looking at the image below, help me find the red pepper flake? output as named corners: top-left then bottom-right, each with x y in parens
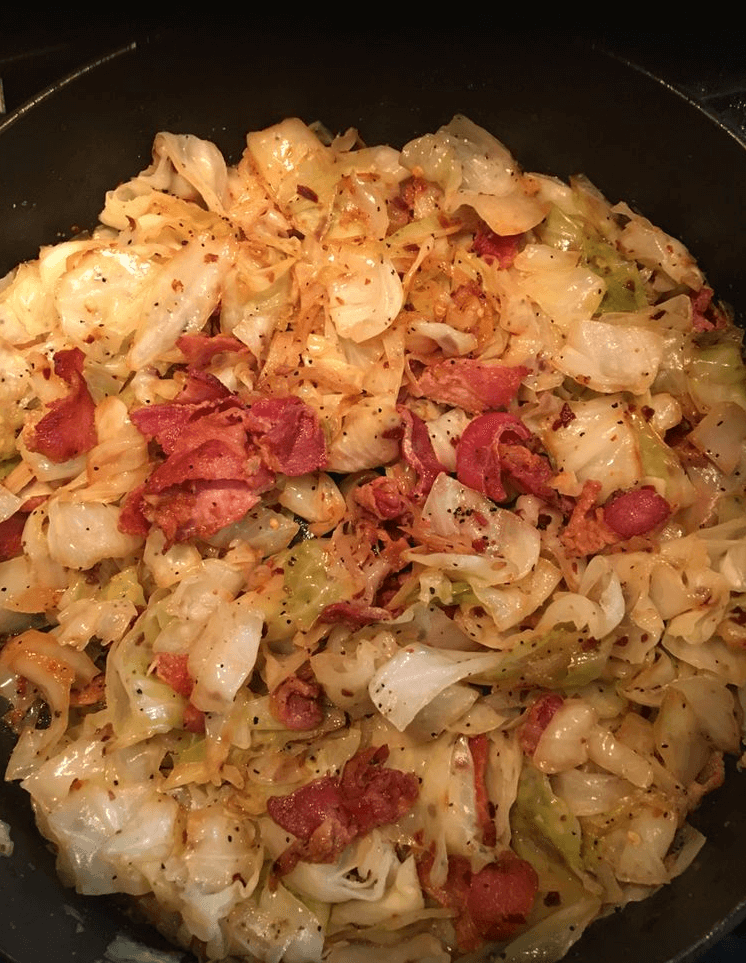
top-left (551, 403), bottom-right (576, 431)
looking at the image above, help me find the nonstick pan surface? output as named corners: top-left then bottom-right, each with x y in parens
top-left (0, 28), bottom-right (744, 963)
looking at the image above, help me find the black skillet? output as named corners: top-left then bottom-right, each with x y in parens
top-left (0, 28), bottom-right (745, 963)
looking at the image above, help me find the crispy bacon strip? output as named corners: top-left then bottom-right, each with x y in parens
top-left (416, 359), bottom-right (528, 414)
top-left (397, 406), bottom-right (447, 497)
top-left (267, 745), bottom-right (419, 875)
top-left (468, 734), bottom-right (496, 847)
top-left (603, 485), bottom-right (671, 538)
top-left (418, 850), bottom-right (538, 951)
top-left (26, 348), bottom-right (97, 463)
top-left (518, 693), bottom-right (564, 756)
top-left (269, 673), bottom-right (324, 731)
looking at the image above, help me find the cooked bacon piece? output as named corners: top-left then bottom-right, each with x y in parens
top-left (267, 745), bottom-right (419, 875)
top-left (689, 286), bottom-right (727, 332)
top-left (518, 693), bottom-right (564, 756)
top-left (319, 600), bottom-right (394, 626)
top-left (26, 348), bottom-right (97, 463)
top-left (560, 480), bottom-right (619, 558)
top-left (146, 437), bottom-right (252, 493)
top-left (456, 412), bottom-right (531, 501)
top-left (130, 403), bottom-right (201, 455)
top-left (416, 359), bottom-right (528, 414)
top-left (244, 396), bottom-right (327, 476)
top-left (0, 511), bottom-right (29, 562)
top-left (466, 856), bottom-right (538, 943)
top-left (176, 333), bottom-right (248, 367)
top-left (69, 673), bottom-right (106, 707)
top-left (154, 652), bottom-right (194, 698)
top-left (418, 850), bottom-right (538, 951)
top-left (397, 406), bottom-right (447, 497)
top-left (154, 652), bottom-right (205, 733)
top-left (118, 485), bottom-right (151, 537)
top-left (125, 400), bottom-right (276, 543)
top-left (472, 227), bottom-right (523, 268)
top-left (354, 476), bottom-right (410, 520)
top-left (148, 478), bottom-right (266, 544)
top-left (603, 485), bottom-right (671, 538)
top-left (270, 673), bottom-right (324, 730)
top-left (182, 703), bottom-right (206, 733)
top-left (134, 402), bottom-right (247, 459)
top-left (468, 734), bottom-right (496, 847)
top-left (175, 370), bottom-right (233, 404)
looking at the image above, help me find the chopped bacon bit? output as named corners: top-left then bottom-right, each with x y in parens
top-left (472, 226), bottom-right (524, 268)
top-left (267, 745), bottom-right (419, 875)
top-left (244, 396), bottom-right (327, 476)
top-left (416, 359), bottom-right (528, 414)
top-left (561, 480), bottom-right (619, 558)
top-left (397, 406), bottom-right (447, 497)
top-left (124, 393), bottom-right (316, 543)
top-left (154, 653), bottom-right (205, 732)
top-left (603, 485), bottom-right (671, 538)
top-left (269, 673), bottom-right (324, 731)
top-left (147, 478), bottom-right (266, 545)
top-left (468, 734), bottom-right (496, 847)
top-left (690, 286), bottom-right (727, 332)
top-left (456, 412), bottom-right (531, 502)
top-left (518, 693), bottom-right (564, 755)
top-left (551, 403), bottom-right (576, 431)
top-left (69, 674), bottom-right (106, 707)
top-left (154, 652), bottom-right (194, 698)
top-left (319, 600), bottom-right (395, 626)
top-left (418, 849), bottom-right (538, 951)
top-left (177, 333), bottom-right (248, 367)
top-left (175, 370), bottom-right (232, 404)
top-left (182, 703), bottom-right (206, 733)
top-left (0, 511), bottom-right (29, 563)
top-left (26, 347), bottom-right (97, 463)
top-left (354, 476), bottom-right (411, 520)
top-left (118, 485), bottom-right (151, 537)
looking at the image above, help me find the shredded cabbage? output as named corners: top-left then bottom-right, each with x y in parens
top-left (0, 115), bottom-right (743, 963)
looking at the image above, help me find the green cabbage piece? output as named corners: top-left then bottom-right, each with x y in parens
top-left (511, 763), bottom-right (585, 881)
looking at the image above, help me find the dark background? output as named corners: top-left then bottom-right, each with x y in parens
top-left (0, 24), bottom-right (744, 963)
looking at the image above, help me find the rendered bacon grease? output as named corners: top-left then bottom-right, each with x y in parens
top-left (0, 116), bottom-right (745, 963)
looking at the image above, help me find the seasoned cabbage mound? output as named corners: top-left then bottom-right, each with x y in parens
top-left (0, 116), bottom-right (744, 963)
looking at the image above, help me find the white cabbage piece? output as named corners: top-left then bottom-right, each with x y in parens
top-left (553, 319), bottom-right (664, 394)
top-left (587, 726), bottom-right (654, 789)
top-left (408, 474), bottom-right (541, 586)
top-left (326, 398), bottom-right (401, 472)
top-left (532, 699), bottom-right (598, 773)
top-left (226, 878), bottom-right (325, 963)
top-left (46, 501), bottom-right (143, 570)
top-left (276, 472), bottom-right (345, 535)
top-left (615, 203), bottom-right (704, 290)
top-left (538, 394), bottom-right (643, 499)
top-left (330, 854), bottom-right (425, 928)
top-left (326, 243), bottom-right (403, 343)
top-left (325, 935), bottom-right (451, 963)
top-left (188, 596), bottom-right (264, 714)
top-left (44, 781), bottom-right (157, 894)
top-left (401, 115), bottom-right (548, 234)
top-left (56, 597), bottom-right (138, 649)
top-left (552, 769), bottom-right (634, 817)
top-left (128, 232), bottom-right (236, 369)
top-left (369, 642), bottom-right (502, 732)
